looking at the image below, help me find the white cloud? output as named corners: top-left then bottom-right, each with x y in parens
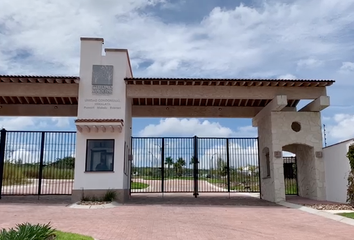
top-left (0, 117), bottom-right (41, 130)
top-left (1, 0), bottom-right (354, 146)
top-left (277, 74), bottom-right (297, 79)
top-left (51, 117), bottom-right (73, 128)
top-left (0, 0), bottom-right (353, 81)
top-left (297, 58), bottom-right (322, 69)
top-left (138, 118), bottom-right (256, 137)
top-left (339, 62), bottom-right (354, 73)
top-left (327, 114), bottom-right (354, 141)
top-left (0, 117), bottom-right (74, 130)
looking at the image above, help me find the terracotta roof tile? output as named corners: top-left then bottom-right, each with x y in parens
top-left (124, 78), bottom-right (334, 87)
top-left (124, 77), bottom-right (335, 82)
top-left (0, 75), bottom-right (79, 84)
top-left (75, 119), bottom-right (124, 125)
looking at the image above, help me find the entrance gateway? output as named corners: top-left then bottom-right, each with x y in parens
top-left (0, 37), bottom-right (333, 203)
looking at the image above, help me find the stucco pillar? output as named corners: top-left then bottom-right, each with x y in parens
top-left (258, 113), bottom-right (286, 203)
top-left (72, 38), bottom-right (132, 203)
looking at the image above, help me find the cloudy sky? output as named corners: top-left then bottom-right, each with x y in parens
top-left (1, 0), bottom-right (354, 147)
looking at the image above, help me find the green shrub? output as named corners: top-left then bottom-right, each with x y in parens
top-left (41, 167), bottom-right (74, 179)
top-left (22, 165), bottom-right (40, 178)
top-left (103, 189), bottom-right (117, 201)
top-left (2, 163), bottom-right (29, 186)
top-left (0, 222), bottom-right (55, 240)
top-left (80, 189), bottom-right (118, 202)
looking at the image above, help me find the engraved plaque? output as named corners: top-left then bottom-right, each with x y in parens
top-left (315, 151), bottom-right (323, 158)
top-left (92, 65), bottom-right (113, 95)
top-left (274, 151), bottom-right (282, 158)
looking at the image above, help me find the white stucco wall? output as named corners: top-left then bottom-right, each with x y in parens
top-left (73, 39), bottom-right (132, 191)
top-left (323, 140), bottom-right (353, 203)
top-left (73, 132), bottom-right (125, 190)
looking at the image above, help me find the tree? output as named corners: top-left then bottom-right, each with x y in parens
top-left (347, 144), bottom-right (354, 206)
top-left (49, 157), bottom-right (75, 169)
top-left (189, 156), bottom-right (199, 165)
top-left (216, 158), bottom-right (227, 177)
top-left (165, 156), bottom-right (174, 178)
top-left (174, 157), bottom-right (186, 177)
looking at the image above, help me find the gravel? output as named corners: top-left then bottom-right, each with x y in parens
top-left (77, 201), bottom-right (111, 205)
top-left (304, 204), bottom-right (354, 210)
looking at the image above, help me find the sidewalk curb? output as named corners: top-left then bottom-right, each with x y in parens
top-left (278, 201), bottom-right (354, 227)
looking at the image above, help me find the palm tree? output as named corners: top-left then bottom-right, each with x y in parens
top-left (216, 158), bottom-right (227, 177)
top-left (189, 156), bottom-right (199, 165)
top-left (175, 157), bottom-right (186, 177)
top-left (165, 156), bottom-right (174, 178)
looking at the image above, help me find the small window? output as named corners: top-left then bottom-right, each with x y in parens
top-left (86, 139), bottom-right (114, 172)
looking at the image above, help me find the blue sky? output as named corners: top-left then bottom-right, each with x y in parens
top-left (0, 0), bottom-right (354, 148)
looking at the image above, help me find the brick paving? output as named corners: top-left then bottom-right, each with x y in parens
top-left (0, 193), bottom-right (353, 240)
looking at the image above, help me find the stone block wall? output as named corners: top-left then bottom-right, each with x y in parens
top-left (258, 111), bottom-right (326, 202)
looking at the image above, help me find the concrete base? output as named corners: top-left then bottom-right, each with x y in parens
top-left (72, 189), bottom-right (129, 203)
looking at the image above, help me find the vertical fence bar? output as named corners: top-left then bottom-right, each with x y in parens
top-left (193, 135), bottom-right (199, 197)
top-left (283, 156), bottom-right (298, 195)
top-left (130, 137), bottom-right (132, 195)
top-left (257, 137), bottom-right (262, 198)
top-left (295, 156), bottom-right (299, 196)
top-left (0, 129), bottom-right (7, 199)
top-left (161, 138), bottom-right (165, 193)
top-left (226, 138), bottom-right (230, 193)
top-left (37, 132), bottom-right (45, 196)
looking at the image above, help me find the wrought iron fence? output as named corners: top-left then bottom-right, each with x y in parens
top-left (283, 156), bottom-right (298, 195)
top-left (131, 136), bottom-right (260, 194)
top-left (0, 129), bottom-right (76, 198)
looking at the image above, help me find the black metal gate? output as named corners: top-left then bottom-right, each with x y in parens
top-left (283, 156), bottom-right (298, 195)
top-left (0, 129), bottom-right (76, 198)
top-left (130, 136), bottom-right (260, 195)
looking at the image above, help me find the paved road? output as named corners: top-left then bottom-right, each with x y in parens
top-left (1, 179), bottom-right (73, 195)
top-left (0, 194), bottom-right (353, 240)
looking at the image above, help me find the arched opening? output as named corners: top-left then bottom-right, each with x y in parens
top-left (282, 150), bottom-right (297, 195)
top-left (282, 143), bottom-right (315, 199)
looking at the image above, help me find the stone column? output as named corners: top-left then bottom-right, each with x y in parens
top-left (258, 112), bottom-right (286, 203)
top-left (258, 110), bottom-right (326, 203)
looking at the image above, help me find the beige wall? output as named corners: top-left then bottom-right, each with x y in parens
top-left (258, 111), bottom-right (326, 202)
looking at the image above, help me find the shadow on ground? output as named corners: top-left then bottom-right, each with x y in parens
top-left (125, 193), bottom-right (281, 208)
top-left (0, 193), bottom-right (283, 208)
top-left (0, 195), bottom-right (72, 206)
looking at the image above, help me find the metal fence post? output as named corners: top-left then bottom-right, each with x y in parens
top-left (257, 137), bottom-right (262, 199)
top-left (226, 138), bottom-right (231, 192)
top-left (193, 135), bottom-right (199, 198)
top-left (37, 132), bottom-right (46, 196)
top-left (161, 138), bottom-right (165, 193)
top-left (0, 128), bottom-right (7, 199)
